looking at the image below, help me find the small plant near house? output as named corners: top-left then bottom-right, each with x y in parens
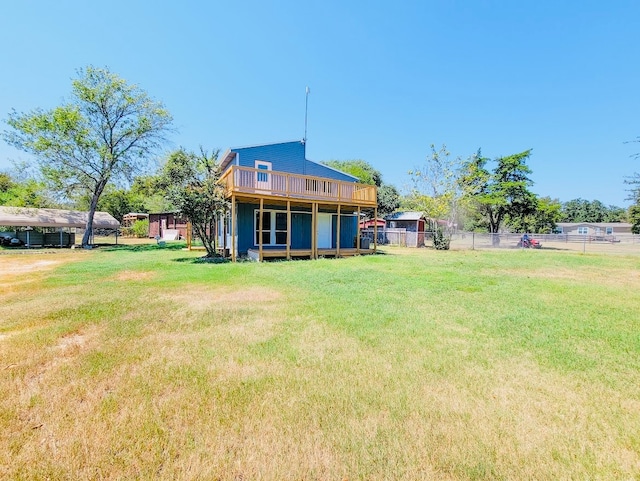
top-left (432, 226), bottom-right (450, 250)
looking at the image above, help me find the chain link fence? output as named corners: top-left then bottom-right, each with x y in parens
top-left (361, 229), bottom-right (640, 254)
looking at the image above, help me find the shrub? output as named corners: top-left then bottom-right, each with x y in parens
top-left (433, 227), bottom-right (450, 250)
top-left (131, 219), bottom-right (149, 238)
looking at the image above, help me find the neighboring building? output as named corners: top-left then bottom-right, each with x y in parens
top-left (217, 140), bottom-right (377, 261)
top-left (384, 211), bottom-right (427, 247)
top-left (122, 212), bottom-right (148, 227)
top-left (148, 212), bottom-right (188, 240)
top-left (359, 218), bottom-right (385, 229)
top-left (556, 222), bottom-right (633, 238)
top-left (0, 206), bottom-right (119, 247)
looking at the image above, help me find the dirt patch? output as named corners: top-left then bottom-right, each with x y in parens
top-left (1, 259), bottom-right (63, 275)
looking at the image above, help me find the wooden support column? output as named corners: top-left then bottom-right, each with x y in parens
top-left (373, 206), bottom-right (378, 253)
top-left (311, 202), bottom-right (317, 259)
top-left (231, 195), bottom-right (236, 262)
top-left (286, 200), bottom-right (291, 260)
top-left (223, 214), bottom-right (227, 256)
top-left (336, 204), bottom-right (341, 258)
top-left (259, 198), bottom-right (264, 262)
top-left (356, 206), bottom-right (361, 254)
top-left (186, 221), bottom-right (192, 250)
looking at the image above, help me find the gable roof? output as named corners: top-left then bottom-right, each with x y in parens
top-left (219, 140), bottom-right (304, 172)
top-left (385, 211), bottom-right (426, 221)
top-left (0, 206), bottom-right (120, 228)
top-left (219, 140), bottom-right (360, 182)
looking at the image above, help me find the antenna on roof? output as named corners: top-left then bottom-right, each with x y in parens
top-left (303, 86), bottom-right (310, 144)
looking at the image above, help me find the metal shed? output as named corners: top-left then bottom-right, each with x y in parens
top-left (0, 206), bottom-right (120, 247)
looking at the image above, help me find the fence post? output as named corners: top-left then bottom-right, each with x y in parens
top-left (472, 232), bottom-right (475, 250)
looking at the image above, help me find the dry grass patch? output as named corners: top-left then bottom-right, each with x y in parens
top-left (164, 284), bottom-right (282, 313)
top-left (112, 270), bottom-right (157, 281)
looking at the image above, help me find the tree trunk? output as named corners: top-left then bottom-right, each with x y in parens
top-left (82, 182), bottom-right (107, 246)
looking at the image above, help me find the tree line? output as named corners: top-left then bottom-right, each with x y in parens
top-left (2, 66), bottom-right (639, 256)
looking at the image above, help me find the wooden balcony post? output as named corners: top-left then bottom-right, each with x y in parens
top-left (356, 206), bottom-right (361, 253)
top-left (312, 202), bottom-right (317, 259)
top-left (223, 212), bottom-right (227, 255)
top-left (259, 198), bottom-right (264, 262)
top-left (336, 204), bottom-right (341, 257)
top-left (374, 206), bottom-right (378, 253)
top-left (231, 195), bottom-right (236, 262)
top-left (286, 200), bottom-right (291, 260)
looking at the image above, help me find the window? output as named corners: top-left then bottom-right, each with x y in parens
top-left (606, 227), bottom-right (613, 235)
top-left (255, 210), bottom-right (288, 246)
top-left (255, 161), bottom-right (272, 188)
top-left (578, 227), bottom-right (588, 235)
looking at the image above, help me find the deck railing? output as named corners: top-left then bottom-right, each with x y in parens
top-left (220, 166), bottom-right (377, 206)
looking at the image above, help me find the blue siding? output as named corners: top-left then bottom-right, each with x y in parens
top-left (229, 141), bottom-right (358, 182)
top-left (331, 215), bottom-right (358, 248)
top-left (236, 202), bottom-right (313, 254)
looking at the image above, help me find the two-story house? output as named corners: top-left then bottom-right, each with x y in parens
top-left (216, 140), bottom-right (378, 261)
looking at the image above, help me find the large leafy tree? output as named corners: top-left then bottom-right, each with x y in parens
top-left (561, 198), bottom-right (626, 222)
top-left (321, 159), bottom-right (382, 187)
top-left (0, 171), bottom-right (52, 208)
top-left (377, 184), bottom-right (401, 218)
top-left (460, 149), bottom-right (537, 236)
top-left (321, 158), bottom-right (399, 218)
top-left (3, 66), bottom-right (173, 246)
top-left (507, 196), bottom-right (562, 233)
top-left (625, 173), bottom-right (640, 233)
top-left (408, 144), bottom-right (466, 247)
top-left (162, 148), bottom-right (229, 258)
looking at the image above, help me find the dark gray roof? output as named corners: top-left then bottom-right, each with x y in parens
top-left (385, 211), bottom-right (425, 221)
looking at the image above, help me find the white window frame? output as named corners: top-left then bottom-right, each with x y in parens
top-left (255, 160), bottom-right (272, 190)
top-left (577, 227), bottom-right (589, 235)
top-left (254, 209), bottom-right (288, 246)
top-left (606, 227), bottom-right (613, 235)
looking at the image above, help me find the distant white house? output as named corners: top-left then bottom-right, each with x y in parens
top-left (556, 222), bottom-right (632, 237)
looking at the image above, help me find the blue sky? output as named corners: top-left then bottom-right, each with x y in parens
top-left (1, 1), bottom-right (638, 207)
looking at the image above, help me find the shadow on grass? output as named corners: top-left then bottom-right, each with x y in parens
top-left (172, 256), bottom-right (230, 264)
top-left (101, 243), bottom-right (187, 252)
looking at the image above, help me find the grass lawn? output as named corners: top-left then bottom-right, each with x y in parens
top-left (1, 245), bottom-right (639, 480)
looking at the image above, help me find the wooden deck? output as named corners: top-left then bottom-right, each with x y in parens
top-left (247, 247), bottom-right (375, 261)
top-left (220, 166), bottom-right (377, 206)
top-left (217, 166), bottom-right (379, 262)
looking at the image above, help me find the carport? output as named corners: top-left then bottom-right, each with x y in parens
top-left (0, 206), bottom-right (120, 247)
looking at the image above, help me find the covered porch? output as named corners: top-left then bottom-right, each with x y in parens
top-left (216, 166), bottom-right (378, 262)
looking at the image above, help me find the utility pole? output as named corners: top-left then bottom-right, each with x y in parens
top-left (304, 86), bottom-right (310, 143)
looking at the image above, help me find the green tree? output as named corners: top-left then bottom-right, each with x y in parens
top-left (625, 173), bottom-right (640, 233)
top-left (162, 148), bottom-right (229, 258)
top-left (507, 196), bottom-right (562, 233)
top-left (81, 186), bottom-right (146, 223)
top-left (408, 144), bottom-right (466, 248)
top-left (0, 171), bottom-right (52, 207)
top-left (321, 158), bottom-right (399, 218)
top-left (561, 198), bottom-right (625, 223)
top-left (460, 149), bottom-right (537, 238)
top-left (130, 174), bottom-right (174, 213)
top-left (3, 66), bottom-right (173, 246)
top-left (321, 159), bottom-right (382, 186)
top-left (377, 184), bottom-right (400, 218)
